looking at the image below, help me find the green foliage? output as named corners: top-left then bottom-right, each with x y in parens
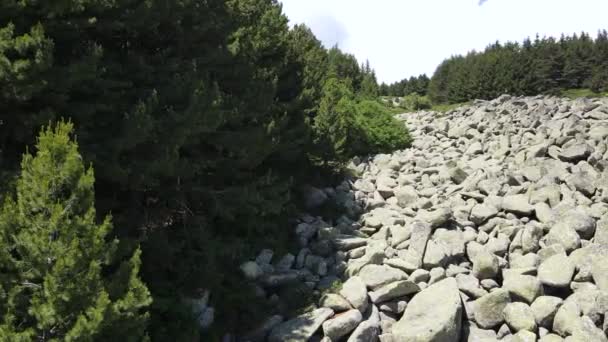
top-left (428, 31), bottom-right (608, 104)
top-left (313, 78), bottom-right (361, 162)
top-left (0, 0), bottom-right (408, 339)
top-left (327, 46), bottom-right (363, 90)
top-left (0, 122), bottom-right (150, 340)
top-left (400, 94), bottom-right (432, 111)
top-left (355, 100), bottom-right (412, 154)
top-left (380, 74), bottom-right (430, 97)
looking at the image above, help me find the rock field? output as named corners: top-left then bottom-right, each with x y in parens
top-left (239, 94), bottom-right (608, 342)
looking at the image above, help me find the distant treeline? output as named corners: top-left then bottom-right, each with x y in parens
top-left (428, 31), bottom-right (608, 104)
top-left (379, 74), bottom-right (430, 97)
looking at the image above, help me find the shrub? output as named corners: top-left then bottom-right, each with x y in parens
top-left (400, 93), bottom-right (432, 111)
top-left (355, 100), bottom-right (412, 155)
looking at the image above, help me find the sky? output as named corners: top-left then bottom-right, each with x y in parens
top-left (279, 0), bottom-right (608, 84)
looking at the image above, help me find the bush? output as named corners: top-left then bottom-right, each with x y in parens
top-left (355, 100), bottom-right (412, 155)
top-left (400, 93), bottom-right (432, 111)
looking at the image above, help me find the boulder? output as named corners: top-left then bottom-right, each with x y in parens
top-left (392, 278), bottom-right (462, 341)
top-left (537, 253), bottom-right (574, 288)
top-left (530, 296), bottom-right (563, 328)
top-left (268, 308), bottom-right (334, 342)
top-left (503, 274), bottom-right (543, 303)
top-left (502, 195), bottom-right (535, 216)
top-left (368, 280), bottom-right (420, 304)
top-left (474, 288), bottom-right (511, 329)
top-left (470, 204), bottom-right (499, 225)
top-left (320, 294), bottom-right (353, 312)
top-left (503, 302), bottom-right (537, 332)
top-left (322, 309), bottom-right (362, 341)
top-left (339, 276), bottom-right (369, 313)
top-left (358, 264), bottom-right (408, 290)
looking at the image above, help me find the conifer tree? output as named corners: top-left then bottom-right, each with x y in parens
top-left (313, 78), bottom-right (359, 162)
top-left (0, 122), bottom-right (151, 341)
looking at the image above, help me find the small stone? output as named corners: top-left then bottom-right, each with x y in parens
top-left (240, 261), bottom-right (263, 280)
top-left (472, 248), bottom-right (499, 280)
top-left (320, 294), bottom-right (353, 312)
top-left (449, 166), bottom-right (469, 184)
top-left (480, 278), bottom-right (499, 291)
top-left (429, 267), bottom-right (446, 285)
top-left (409, 269), bottom-right (430, 283)
top-left (256, 249), bottom-right (274, 265)
top-left (334, 237), bottom-right (368, 251)
top-left (456, 273), bottom-right (488, 299)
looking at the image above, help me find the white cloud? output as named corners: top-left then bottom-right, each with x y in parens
top-left (279, 0), bottom-right (608, 83)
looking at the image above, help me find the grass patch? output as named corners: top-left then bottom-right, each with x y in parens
top-left (560, 88), bottom-right (608, 99)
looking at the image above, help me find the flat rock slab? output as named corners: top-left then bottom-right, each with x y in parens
top-left (502, 195), bottom-right (535, 216)
top-left (358, 264), bottom-right (408, 290)
top-left (369, 280), bottom-right (420, 304)
top-left (392, 277), bottom-right (462, 341)
top-left (268, 308), bottom-right (334, 342)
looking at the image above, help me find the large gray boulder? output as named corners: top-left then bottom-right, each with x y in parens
top-left (322, 309), bottom-right (362, 341)
top-left (502, 195), bottom-right (535, 216)
top-left (537, 253), bottom-right (574, 288)
top-left (358, 264), bottom-right (408, 290)
top-left (340, 276), bottom-right (369, 313)
top-left (503, 302), bottom-right (537, 332)
top-left (268, 308), bottom-right (334, 342)
top-left (474, 288), bottom-right (511, 329)
top-left (530, 296), bottom-right (563, 328)
top-left (392, 277), bottom-right (462, 341)
top-left (368, 280), bottom-right (420, 304)
top-left (470, 204), bottom-right (499, 225)
top-left (503, 274), bottom-right (543, 303)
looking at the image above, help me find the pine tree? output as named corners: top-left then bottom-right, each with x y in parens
top-left (359, 71), bottom-right (379, 99)
top-left (313, 78), bottom-right (359, 162)
top-left (589, 30), bottom-right (608, 92)
top-left (0, 122), bottom-right (151, 341)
